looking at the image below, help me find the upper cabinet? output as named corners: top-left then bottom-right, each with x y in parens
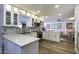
top-left (13, 13), bottom-right (18, 25)
top-left (13, 7), bottom-right (18, 25)
top-left (3, 4), bottom-right (19, 26)
top-left (44, 22), bottom-right (62, 32)
top-left (6, 11), bottom-right (11, 25)
top-left (2, 4), bottom-right (43, 27)
top-left (4, 5), bottom-right (12, 26)
top-left (6, 4), bottom-right (12, 11)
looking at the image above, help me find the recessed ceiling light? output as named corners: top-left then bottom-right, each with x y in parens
top-left (58, 13), bottom-right (62, 16)
top-left (55, 5), bottom-right (59, 8)
top-left (37, 11), bottom-right (40, 13)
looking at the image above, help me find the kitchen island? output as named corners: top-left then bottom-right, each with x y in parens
top-left (2, 34), bottom-right (40, 54)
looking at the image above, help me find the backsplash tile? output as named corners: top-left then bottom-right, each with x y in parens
top-left (3, 27), bottom-right (17, 34)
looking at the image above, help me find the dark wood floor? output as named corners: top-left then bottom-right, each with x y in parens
top-left (39, 38), bottom-right (75, 54)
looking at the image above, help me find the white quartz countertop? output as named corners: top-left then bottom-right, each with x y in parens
top-left (3, 34), bottom-right (40, 47)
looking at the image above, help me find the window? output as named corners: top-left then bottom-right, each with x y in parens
top-left (51, 23), bottom-right (62, 29)
top-left (45, 24), bottom-right (50, 30)
top-left (6, 5), bottom-right (12, 11)
top-left (57, 23), bottom-right (62, 29)
top-left (13, 7), bottom-right (18, 12)
top-left (51, 24), bottom-right (55, 29)
top-left (45, 22), bottom-right (62, 32)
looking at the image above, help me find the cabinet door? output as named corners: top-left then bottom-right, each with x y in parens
top-left (49, 32), bottom-right (60, 42)
top-left (6, 11), bottom-right (11, 25)
top-left (4, 39), bottom-right (21, 54)
top-left (13, 13), bottom-right (18, 25)
top-left (43, 32), bottom-right (49, 40)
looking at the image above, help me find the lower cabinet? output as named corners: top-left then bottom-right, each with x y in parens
top-left (3, 38), bottom-right (39, 54)
top-left (43, 32), bottom-right (49, 40)
top-left (3, 39), bottom-right (21, 54)
top-left (43, 32), bottom-right (60, 42)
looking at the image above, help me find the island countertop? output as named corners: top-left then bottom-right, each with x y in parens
top-left (3, 34), bottom-right (40, 47)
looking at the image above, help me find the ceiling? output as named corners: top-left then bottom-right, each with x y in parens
top-left (14, 4), bottom-right (75, 19)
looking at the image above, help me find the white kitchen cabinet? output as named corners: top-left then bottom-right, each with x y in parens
top-left (3, 5), bottom-right (39, 27)
top-left (5, 11), bottom-right (11, 25)
top-left (3, 39), bottom-right (39, 54)
top-left (13, 13), bottom-right (18, 25)
top-left (1, 4), bottom-right (41, 27)
top-left (3, 5), bottom-right (19, 26)
top-left (43, 32), bottom-right (60, 42)
top-left (44, 22), bottom-right (62, 32)
top-left (49, 32), bottom-right (60, 42)
top-left (43, 32), bottom-right (49, 40)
